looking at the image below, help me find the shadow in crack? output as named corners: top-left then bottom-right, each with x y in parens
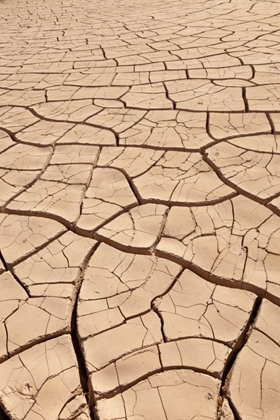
top-left (0, 406), bottom-right (9, 420)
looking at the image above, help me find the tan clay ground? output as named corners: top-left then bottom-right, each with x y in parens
top-left (0, 0), bottom-right (280, 418)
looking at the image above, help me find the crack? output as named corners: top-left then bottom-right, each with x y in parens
top-left (26, 106), bottom-right (118, 140)
top-left (93, 232), bottom-right (152, 256)
top-left (0, 404), bottom-right (9, 420)
top-left (226, 397), bottom-right (242, 420)
top-left (0, 251), bottom-right (8, 271)
top-left (70, 242), bottom-right (100, 420)
top-left (0, 126), bottom-right (50, 149)
top-left (3, 207), bottom-right (75, 230)
top-left (163, 81), bottom-right (176, 110)
top-left (119, 141), bottom-right (206, 153)
top-left (266, 112), bottom-right (276, 134)
top-left (1, 145), bottom-right (54, 213)
top-left (0, 250), bottom-right (30, 297)
top-left (154, 246), bottom-right (280, 305)
top-left (151, 300), bottom-right (167, 342)
top-left (0, 331), bottom-right (68, 365)
top-left (217, 296), bottom-right (262, 419)
top-left (151, 206), bottom-right (170, 253)
top-left (241, 87), bottom-right (249, 112)
top-left (140, 191), bottom-right (238, 207)
top-left (96, 165), bottom-right (142, 205)
top-left (0, 227), bottom-right (66, 268)
top-left (202, 130), bottom-right (274, 151)
top-left (150, 267), bottom-right (184, 342)
top-left (97, 364), bottom-right (220, 401)
top-left (202, 149), bottom-right (280, 212)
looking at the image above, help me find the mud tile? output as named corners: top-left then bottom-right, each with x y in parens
top-left (150, 70), bottom-right (186, 83)
top-left (77, 167), bottom-right (138, 232)
top-left (96, 370), bottom-right (220, 419)
top-left (188, 65), bottom-right (253, 80)
top-left (7, 180), bottom-right (85, 224)
top-left (122, 83), bottom-right (173, 109)
top-left (157, 269), bottom-right (256, 345)
top-left (133, 151), bottom-right (234, 203)
top-left (160, 339), bottom-right (230, 377)
top-left (17, 120), bottom-right (74, 145)
top-left (0, 271), bottom-right (28, 359)
top-left (50, 144), bottom-right (99, 164)
top-left (269, 113), bottom-right (280, 132)
top-left (98, 146), bottom-right (164, 177)
top-left (252, 64), bottom-right (280, 84)
top-left (0, 214), bottom-right (66, 264)
top-left (57, 123), bottom-right (116, 145)
top-left (0, 130), bottom-right (14, 153)
top-left (157, 196), bottom-right (280, 296)
top-left (14, 230), bottom-right (95, 293)
top-left (228, 326), bottom-right (280, 419)
top-left (58, 395), bottom-right (91, 420)
top-left (86, 108), bottom-right (146, 133)
top-left (0, 143), bottom-right (51, 170)
top-left (78, 243), bottom-right (180, 337)
top-left (93, 99), bottom-right (124, 108)
top-left (82, 312), bottom-right (162, 372)
top-left (228, 133), bottom-right (280, 153)
top-left (65, 71), bottom-right (114, 86)
top-left (6, 294), bottom-right (70, 354)
top-left (6, 159), bottom-right (41, 185)
top-left (112, 72), bottom-right (150, 86)
top-left (91, 347), bottom-right (160, 396)
top-left (96, 203), bottom-right (168, 250)
top-left (42, 164), bottom-right (92, 184)
top-left (33, 100), bottom-right (101, 122)
top-left (0, 335), bottom-right (86, 420)
top-left (247, 84), bottom-right (280, 111)
top-left (0, 107), bottom-right (39, 133)
top-left (207, 139), bottom-right (280, 200)
top-left (209, 112), bottom-right (270, 139)
top-left (166, 79), bottom-right (244, 111)
top-left (119, 110), bottom-right (212, 149)
top-left (0, 89), bottom-right (45, 106)
top-left (255, 299), bottom-right (280, 345)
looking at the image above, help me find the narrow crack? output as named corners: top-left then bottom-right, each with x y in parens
top-left (0, 251), bottom-right (31, 297)
top-left (0, 251), bottom-right (8, 271)
top-left (150, 267), bottom-right (184, 343)
top-left (96, 165), bottom-right (142, 205)
top-left (266, 112), bottom-right (276, 134)
top-left (241, 87), bottom-right (249, 113)
top-left (163, 82), bottom-right (176, 110)
top-left (226, 398), bottom-right (242, 420)
top-left (151, 300), bottom-right (167, 342)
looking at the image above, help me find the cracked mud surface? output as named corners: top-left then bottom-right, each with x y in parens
top-left (1, 0), bottom-right (280, 418)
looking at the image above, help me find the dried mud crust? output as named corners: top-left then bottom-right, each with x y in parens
top-left (1, 0), bottom-right (280, 418)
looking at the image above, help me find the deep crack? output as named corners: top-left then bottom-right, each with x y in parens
top-left (217, 296), bottom-right (263, 419)
top-left (70, 243), bottom-right (100, 420)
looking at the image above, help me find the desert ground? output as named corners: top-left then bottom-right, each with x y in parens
top-left (0, 0), bottom-right (280, 418)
